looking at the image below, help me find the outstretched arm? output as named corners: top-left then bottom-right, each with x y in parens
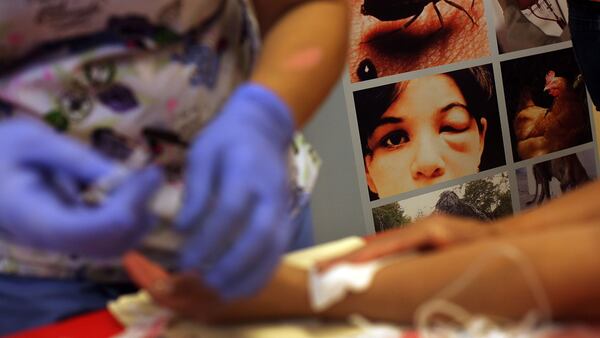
top-left (125, 222), bottom-right (600, 323)
top-left (319, 180), bottom-right (600, 268)
top-left (222, 223), bottom-right (600, 323)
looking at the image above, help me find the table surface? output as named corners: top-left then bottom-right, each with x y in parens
top-left (6, 310), bottom-right (123, 338)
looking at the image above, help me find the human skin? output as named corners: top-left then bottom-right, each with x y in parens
top-left (319, 178), bottom-right (600, 267)
top-left (515, 0), bottom-right (538, 10)
top-left (124, 221), bottom-right (600, 323)
top-left (124, 180), bottom-right (600, 324)
top-left (364, 74), bottom-right (487, 198)
top-left (251, 0), bottom-right (349, 128)
top-left (349, 0), bottom-right (490, 82)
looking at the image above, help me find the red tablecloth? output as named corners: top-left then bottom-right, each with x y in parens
top-left (6, 310), bottom-right (124, 338)
top-left (6, 235), bottom-right (387, 337)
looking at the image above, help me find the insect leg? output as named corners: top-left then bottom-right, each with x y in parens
top-left (444, 0), bottom-right (478, 25)
top-left (433, 3), bottom-right (444, 29)
top-left (403, 7), bottom-right (425, 28)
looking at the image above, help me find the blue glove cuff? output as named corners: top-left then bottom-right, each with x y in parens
top-left (226, 83), bottom-right (295, 149)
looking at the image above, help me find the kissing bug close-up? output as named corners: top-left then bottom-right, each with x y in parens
top-left (361, 0), bottom-right (477, 29)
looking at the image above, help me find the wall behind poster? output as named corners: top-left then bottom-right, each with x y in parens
top-left (340, 0), bottom-right (598, 233)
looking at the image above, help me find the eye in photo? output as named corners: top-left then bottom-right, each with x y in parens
top-left (354, 65), bottom-right (505, 200)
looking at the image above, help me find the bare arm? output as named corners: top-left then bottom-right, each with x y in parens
top-left (125, 223), bottom-right (600, 323)
top-left (316, 180), bottom-right (600, 269)
top-left (222, 223), bottom-right (600, 323)
top-left (250, 0), bottom-right (349, 127)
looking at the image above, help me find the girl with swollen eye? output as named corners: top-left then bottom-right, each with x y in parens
top-left (354, 66), bottom-right (497, 200)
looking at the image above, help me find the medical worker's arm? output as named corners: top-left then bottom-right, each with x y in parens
top-left (127, 223), bottom-right (600, 323)
top-left (250, 0), bottom-right (350, 127)
top-left (176, 0), bottom-right (349, 300)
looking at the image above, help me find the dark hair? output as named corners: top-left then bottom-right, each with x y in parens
top-left (354, 65), bottom-right (495, 157)
top-left (354, 65), bottom-right (505, 200)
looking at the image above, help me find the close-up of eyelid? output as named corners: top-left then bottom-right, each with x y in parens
top-left (361, 20), bottom-right (415, 43)
top-left (359, 0), bottom-right (479, 45)
top-left (445, 110), bottom-right (470, 121)
top-left (350, 0), bottom-right (490, 83)
top-left (441, 102), bottom-right (469, 112)
top-left (441, 114), bottom-right (471, 132)
top-left (440, 123), bottom-right (470, 133)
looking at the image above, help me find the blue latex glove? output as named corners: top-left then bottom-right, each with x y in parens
top-left (177, 83), bottom-right (296, 300)
top-left (0, 118), bottom-right (163, 257)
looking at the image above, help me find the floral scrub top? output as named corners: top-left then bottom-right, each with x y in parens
top-left (0, 0), bottom-right (320, 282)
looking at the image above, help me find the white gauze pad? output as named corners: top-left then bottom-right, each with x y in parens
top-left (309, 261), bottom-right (385, 312)
top-left (284, 236), bottom-right (415, 313)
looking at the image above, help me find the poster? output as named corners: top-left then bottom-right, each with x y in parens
top-left (342, 0), bottom-right (598, 232)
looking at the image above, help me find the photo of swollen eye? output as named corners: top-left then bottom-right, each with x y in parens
top-left (349, 0), bottom-right (491, 83)
top-left (354, 65), bottom-right (505, 200)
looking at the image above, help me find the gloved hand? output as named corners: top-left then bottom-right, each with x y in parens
top-left (176, 83), bottom-right (296, 300)
top-left (0, 118), bottom-right (163, 257)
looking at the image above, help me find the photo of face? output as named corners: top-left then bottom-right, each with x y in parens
top-left (349, 0), bottom-right (491, 82)
top-left (355, 65), bottom-right (505, 200)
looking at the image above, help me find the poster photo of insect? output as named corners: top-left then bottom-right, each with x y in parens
top-left (501, 48), bottom-right (593, 163)
top-left (349, 0), bottom-right (491, 83)
top-left (491, 0), bottom-right (570, 53)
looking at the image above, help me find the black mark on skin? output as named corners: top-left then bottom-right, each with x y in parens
top-left (357, 59), bottom-right (378, 81)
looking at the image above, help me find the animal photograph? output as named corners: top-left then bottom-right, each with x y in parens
top-left (348, 0), bottom-right (491, 82)
top-left (354, 65), bottom-right (505, 200)
top-left (372, 172), bottom-right (512, 232)
top-left (491, 0), bottom-right (570, 53)
top-left (501, 48), bottom-right (593, 162)
top-left (516, 149), bottom-right (596, 209)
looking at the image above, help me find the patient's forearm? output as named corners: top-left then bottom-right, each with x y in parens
top-left (324, 223), bottom-right (600, 322)
top-left (222, 224), bottom-right (600, 323)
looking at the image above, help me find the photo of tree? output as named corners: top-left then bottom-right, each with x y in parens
top-left (372, 172), bottom-right (512, 232)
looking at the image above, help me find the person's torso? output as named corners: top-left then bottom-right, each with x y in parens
top-left (0, 0), bottom-right (320, 281)
top-left (0, 0), bottom-right (259, 143)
